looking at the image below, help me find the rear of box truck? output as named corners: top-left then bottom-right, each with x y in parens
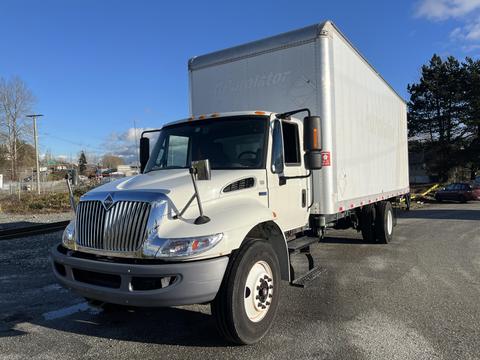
top-left (189, 21), bottom-right (409, 216)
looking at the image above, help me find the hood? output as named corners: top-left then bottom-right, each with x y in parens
top-left (88, 169), bottom-right (263, 208)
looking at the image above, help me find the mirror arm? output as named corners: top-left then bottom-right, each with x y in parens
top-left (173, 193), bottom-right (197, 219)
top-left (64, 174), bottom-right (77, 213)
top-left (189, 167), bottom-right (210, 224)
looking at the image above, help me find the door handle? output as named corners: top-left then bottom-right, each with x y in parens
top-left (302, 189), bottom-right (306, 208)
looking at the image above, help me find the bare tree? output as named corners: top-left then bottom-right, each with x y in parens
top-left (0, 76), bottom-right (35, 180)
top-left (102, 154), bottom-right (125, 170)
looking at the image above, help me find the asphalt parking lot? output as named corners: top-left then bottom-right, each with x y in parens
top-left (1, 202), bottom-right (479, 360)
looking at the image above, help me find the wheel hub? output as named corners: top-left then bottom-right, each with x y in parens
top-left (244, 261), bottom-right (274, 322)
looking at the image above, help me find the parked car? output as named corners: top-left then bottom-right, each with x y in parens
top-left (471, 183), bottom-right (480, 200)
top-left (435, 183), bottom-right (476, 202)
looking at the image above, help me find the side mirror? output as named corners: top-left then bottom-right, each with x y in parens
top-left (140, 137), bottom-right (150, 173)
top-left (271, 120), bottom-right (284, 174)
top-left (191, 159), bottom-right (211, 180)
top-left (303, 116), bottom-right (322, 170)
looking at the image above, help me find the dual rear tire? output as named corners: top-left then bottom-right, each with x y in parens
top-left (360, 201), bottom-right (394, 244)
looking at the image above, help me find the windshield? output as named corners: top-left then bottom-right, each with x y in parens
top-left (144, 116), bottom-right (269, 172)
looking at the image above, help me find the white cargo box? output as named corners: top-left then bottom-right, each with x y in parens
top-left (189, 21), bottom-right (409, 215)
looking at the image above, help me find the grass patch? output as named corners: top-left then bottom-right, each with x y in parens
top-left (0, 186), bottom-right (91, 214)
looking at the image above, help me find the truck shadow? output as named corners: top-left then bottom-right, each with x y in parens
top-left (321, 236), bottom-right (369, 245)
top-left (4, 305), bottom-right (231, 347)
top-left (398, 208), bottom-right (480, 221)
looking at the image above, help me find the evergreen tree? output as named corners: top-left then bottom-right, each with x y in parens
top-left (407, 54), bottom-right (469, 181)
top-left (463, 57), bottom-right (480, 179)
top-left (78, 151), bottom-right (87, 175)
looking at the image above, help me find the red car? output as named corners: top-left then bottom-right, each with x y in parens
top-left (435, 183), bottom-right (479, 202)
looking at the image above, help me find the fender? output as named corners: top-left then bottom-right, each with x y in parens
top-left (202, 198), bottom-right (291, 281)
top-left (159, 197), bottom-right (291, 281)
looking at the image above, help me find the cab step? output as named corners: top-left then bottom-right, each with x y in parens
top-left (290, 266), bottom-right (325, 288)
top-left (287, 236), bottom-right (319, 253)
top-left (288, 236), bottom-right (323, 288)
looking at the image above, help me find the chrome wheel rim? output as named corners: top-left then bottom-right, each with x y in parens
top-left (244, 260), bottom-right (273, 323)
top-left (387, 210), bottom-right (393, 235)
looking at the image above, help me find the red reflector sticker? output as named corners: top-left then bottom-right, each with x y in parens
top-left (321, 151), bottom-right (331, 166)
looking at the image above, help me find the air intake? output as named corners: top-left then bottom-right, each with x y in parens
top-left (223, 178), bottom-right (255, 193)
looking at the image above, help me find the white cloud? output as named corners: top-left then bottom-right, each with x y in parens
top-left (415, 0), bottom-right (480, 20)
top-left (102, 127), bottom-right (157, 165)
top-left (449, 17), bottom-right (480, 42)
top-left (462, 43), bottom-right (480, 51)
top-left (416, 0), bottom-right (480, 50)
top-left (465, 18), bottom-right (480, 39)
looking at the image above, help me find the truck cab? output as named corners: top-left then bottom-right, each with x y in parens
top-left (52, 110), bottom-right (325, 344)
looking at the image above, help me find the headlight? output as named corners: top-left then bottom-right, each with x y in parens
top-left (144, 233), bottom-right (223, 258)
top-left (62, 220), bottom-right (75, 249)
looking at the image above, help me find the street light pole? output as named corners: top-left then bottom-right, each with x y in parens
top-left (26, 114), bottom-right (44, 195)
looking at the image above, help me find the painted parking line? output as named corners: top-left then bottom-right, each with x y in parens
top-left (42, 302), bottom-right (102, 321)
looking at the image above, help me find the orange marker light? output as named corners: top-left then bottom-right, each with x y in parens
top-left (313, 128), bottom-right (318, 149)
top-left (254, 111), bottom-right (266, 115)
top-left (198, 115), bottom-right (205, 120)
top-left (192, 240), bottom-right (199, 251)
top-left (211, 113), bottom-right (220, 118)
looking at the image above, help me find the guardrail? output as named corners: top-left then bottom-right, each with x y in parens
top-left (0, 221), bottom-right (69, 241)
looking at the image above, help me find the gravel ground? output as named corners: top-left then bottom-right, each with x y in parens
top-left (0, 202), bottom-right (479, 359)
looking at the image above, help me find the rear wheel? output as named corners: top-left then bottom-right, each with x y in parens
top-left (211, 239), bottom-right (280, 344)
top-left (375, 201), bottom-right (394, 244)
top-left (360, 205), bottom-right (376, 243)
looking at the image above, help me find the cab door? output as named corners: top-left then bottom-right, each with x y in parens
top-left (267, 119), bottom-right (310, 231)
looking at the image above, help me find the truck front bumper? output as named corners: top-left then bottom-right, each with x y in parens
top-left (50, 244), bottom-right (229, 307)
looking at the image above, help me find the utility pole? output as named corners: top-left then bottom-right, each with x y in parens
top-left (133, 119), bottom-right (140, 167)
top-left (26, 114), bottom-right (44, 195)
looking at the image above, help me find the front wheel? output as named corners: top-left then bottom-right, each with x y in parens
top-left (211, 239), bottom-right (280, 344)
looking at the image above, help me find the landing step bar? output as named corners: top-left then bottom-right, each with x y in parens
top-left (290, 266), bottom-right (325, 288)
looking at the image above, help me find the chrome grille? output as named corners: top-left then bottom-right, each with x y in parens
top-left (76, 200), bottom-right (151, 252)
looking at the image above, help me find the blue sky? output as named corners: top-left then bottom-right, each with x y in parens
top-left (1, 0), bottom-right (479, 163)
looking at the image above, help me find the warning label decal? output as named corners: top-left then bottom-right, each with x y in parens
top-left (321, 151), bottom-right (331, 167)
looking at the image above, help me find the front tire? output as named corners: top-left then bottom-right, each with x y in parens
top-left (211, 239), bottom-right (280, 344)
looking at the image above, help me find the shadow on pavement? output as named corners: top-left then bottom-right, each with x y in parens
top-left (0, 221), bottom-right (39, 231)
top-left (321, 236), bottom-right (370, 245)
top-left (398, 208), bottom-right (480, 221)
top-left (1, 304), bottom-right (231, 347)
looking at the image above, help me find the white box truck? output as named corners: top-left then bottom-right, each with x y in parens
top-left (52, 21), bottom-right (409, 344)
